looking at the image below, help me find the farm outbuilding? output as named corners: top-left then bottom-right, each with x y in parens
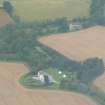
top-left (69, 23), bottom-right (82, 31)
top-left (33, 71), bottom-right (57, 84)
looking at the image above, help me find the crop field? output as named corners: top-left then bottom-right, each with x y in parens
top-left (0, 9), bottom-right (12, 27)
top-left (39, 26), bottom-right (105, 93)
top-left (0, 0), bottom-right (90, 21)
top-left (39, 26), bottom-right (105, 61)
top-left (94, 73), bottom-right (105, 92)
top-left (0, 62), bottom-right (97, 105)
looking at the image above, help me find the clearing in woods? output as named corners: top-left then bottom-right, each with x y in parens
top-left (0, 62), bottom-right (97, 105)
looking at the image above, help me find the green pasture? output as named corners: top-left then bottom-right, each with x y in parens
top-left (0, 0), bottom-right (90, 21)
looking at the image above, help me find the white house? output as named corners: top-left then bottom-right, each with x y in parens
top-left (69, 23), bottom-right (82, 31)
top-left (33, 71), bottom-right (57, 83)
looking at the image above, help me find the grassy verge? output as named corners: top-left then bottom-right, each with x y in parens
top-left (19, 71), bottom-right (105, 105)
top-left (19, 72), bottom-right (59, 90)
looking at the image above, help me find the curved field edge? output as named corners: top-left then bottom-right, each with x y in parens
top-left (38, 26), bottom-right (105, 61)
top-left (0, 62), bottom-right (97, 105)
top-left (94, 73), bottom-right (105, 92)
top-left (19, 72), bottom-right (105, 105)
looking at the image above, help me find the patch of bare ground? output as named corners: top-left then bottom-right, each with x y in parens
top-left (94, 72), bottom-right (105, 91)
top-left (39, 26), bottom-right (105, 94)
top-left (0, 62), bottom-right (97, 105)
top-left (39, 26), bottom-right (105, 61)
top-left (0, 9), bottom-right (12, 28)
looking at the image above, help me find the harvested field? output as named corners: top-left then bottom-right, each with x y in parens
top-left (0, 9), bottom-right (12, 28)
top-left (39, 26), bottom-right (105, 61)
top-left (94, 73), bottom-right (105, 91)
top-left (0, 62), bottom-right (97, 105)
top-left (39, 26), bottom-right (105, 93)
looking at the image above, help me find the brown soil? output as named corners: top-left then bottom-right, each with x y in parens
top-left (94, 73), bottom-right (105, 91)
top-left (39, 26), bottom-right (105, 92)
top-left (39, 26), bottom-right (105, 61)
top-left (0, 9), bottom-right (12, 28)
top-left (0, 62), bottom-right (97, 105)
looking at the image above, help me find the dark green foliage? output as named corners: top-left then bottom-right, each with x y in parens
top-left (3, 0), bottom-right (14, 16)
top-left (29, 17), bottom-right (69, 36)
top-left (90, 0), bottom-right (105, 25)
top-left (25, 47), bottom-right (51, 72)
top-left (80, 58), bottom-right (105, 82)
top-left (44, 75), bottom-right (50, 86)
top-left (60, 80), bottom-right (89, 93)
top-left (60, 58), bottom-right (105, 90)
top-left (0, 20), bottom-right (104, 86)
top-left (0, 19), bottom-right (69, 73)
top-left (60, 79), bottom-right (105, 105)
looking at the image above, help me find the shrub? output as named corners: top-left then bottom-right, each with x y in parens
top-left (90, 0), bottom-right (105, 25)
top-left (3, 0), bottom-right (14, 16)
top-left (80, 58), bottom-right (105, 83)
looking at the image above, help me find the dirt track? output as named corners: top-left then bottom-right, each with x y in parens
top-left (0, 62), bottom-right (97, 105)
top-left (0, 9), bottom-right (12, 28)
top-left (39, 26), bottom-right (105, 61)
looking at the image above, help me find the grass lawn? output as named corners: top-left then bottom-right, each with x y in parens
top-left (19, 67), bottom-right (76, 90)
top-left (45, 68), bottom-right (63, 82)
top-left (0, 0), bottom-right (90, 22)
top-left (19, 68), bottom-right (66, 89)
top-left (19, 71), bottom-right (60, 89)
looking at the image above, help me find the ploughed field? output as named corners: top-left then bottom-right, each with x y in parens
top-left (39, 26), bottom-right (105, 61)
top-left (0, 9), bottom-right (12, 28)
top-left (0, 62), bottom-right (97, 105)
top-left (94, 73), bottom-right (105, 92)
top-left (39, 26), bottom-right (105, 92)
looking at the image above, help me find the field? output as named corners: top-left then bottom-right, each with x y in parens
top-left (0, 9), bottom-right (12, 27)
top-left (0, 0), bottom-right (90, 21)
top-left (39, 26), bottom-right (105, 95)
top-left (0, 62), bottom-right (97, 105)
top-left (94, 73), bottom-right (105, 92)
top-left (39, 26), bottom-right (105, 61)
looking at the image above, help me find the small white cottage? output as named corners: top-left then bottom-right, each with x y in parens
top-left (33, 71), bottom-right (57, 83)
top-left (69, 23), bottom-right (82, 31)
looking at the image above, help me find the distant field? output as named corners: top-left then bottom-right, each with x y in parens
top-left (39, 26), bottom-right (105, 61)
top-left (0, 0), bottom-right (90, 21)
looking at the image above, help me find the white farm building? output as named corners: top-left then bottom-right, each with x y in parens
top-left (32, 71), bottom-right (57, 84)
top-left (69, 23), bottom-right (82, 31)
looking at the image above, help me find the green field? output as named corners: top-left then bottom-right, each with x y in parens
top-left (0, 0), bottom-right (90, 21)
